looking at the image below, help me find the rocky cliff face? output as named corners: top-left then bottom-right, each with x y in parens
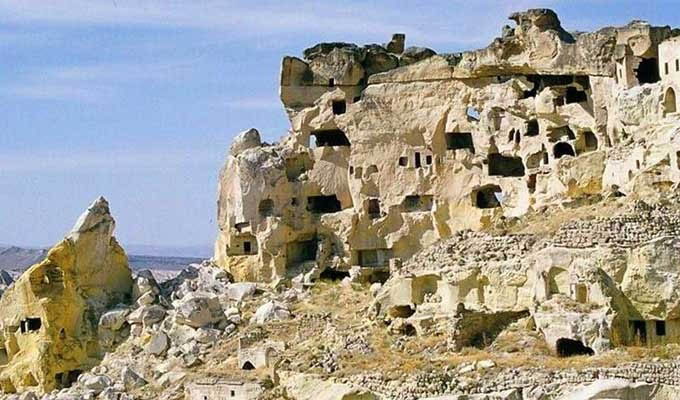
top-left (0, 197), bottom-right (132, 394)
top-left (214, 9), bottom-right (680, 286)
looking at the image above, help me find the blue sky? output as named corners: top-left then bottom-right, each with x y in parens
top-left (0, 0), bottom-right (677, 252)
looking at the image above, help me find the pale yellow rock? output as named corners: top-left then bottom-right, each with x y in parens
top-left (213, 8), bottom-right (680, 305)
top-left (283, 373), bottom-right (377, 400)
top-left (0, 197), bottom-right (132, 394)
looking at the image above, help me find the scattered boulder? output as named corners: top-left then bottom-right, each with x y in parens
top-left (252, 300), bottom-right (293, 324)
top-left (146, 331), bottom-right (170, 356)
top-left (174, 293), bottom-right (225, 328)
top-left (121, 367), bottom-right (147, 390)
top-left (78, 373), bottom-right (113, 395)
top-left (227, 282), bottom-right (257, 301)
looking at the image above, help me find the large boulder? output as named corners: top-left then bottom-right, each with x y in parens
top-left (252, 300), bottom-right (293, 324)
top-left (284, 374), bottom-right (378, 400)
top-left (227, 282), bottom-right (257, 301)
top-left (146, 332), bottom-right (170, 356)
top-left (558, 379), bottom-right (658, 400)
top-left (174, 293), bottom-right (225, 328)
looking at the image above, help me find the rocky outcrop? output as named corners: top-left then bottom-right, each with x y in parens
top-left (214, 7), bottom-right (680, 286)
top-left (0, 197), bottom-right (133, 394)
top-left (370, 198), bottom-right (680, 358)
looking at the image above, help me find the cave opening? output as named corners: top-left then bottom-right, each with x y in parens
top-left (556, 338), bottom-right (594, 357)
top-left (332, 100), bottom-right (346, 115)
top-left (446, 132), bottom-right (475, 153)
top-left (311, 129), bottom-right (351, 147)
top-left (631, 320), bottom-right (647, 344)
top-left (286, 238), bottom-right (318, 267)
top-left (565, 87), bottom-right (588, 104)
top-left (20, 318), bottom-right (41, 334)
top-left (525, 120), bottom-right (539, 136)
top-left (319, 268), bottom-right (350, 281)
top-left (474, 185), bottom-right (503, 209)
top-left (402, 195), bottom-right (433, 212)
top-left (636, 58), bottom-right (661, 84)
top-left (368, 199), bottom-right (381, 219)
top-left (488, 154), bottom-right (525, 177)
top-left (553, 142), bottom-right (575, 159)
top-left (258, 199), bottom-right (274, 217)
top-left (307, 195), bottom-right (342, 213)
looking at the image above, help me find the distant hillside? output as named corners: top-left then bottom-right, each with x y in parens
top-left (127, 254), bottom-right (203, 271)
top-left (0, 245), bottom-right (204, 273)
top-left (124, 244), bottom-right (212, 259)
top-left (0, 246), bottom-right (48, 270)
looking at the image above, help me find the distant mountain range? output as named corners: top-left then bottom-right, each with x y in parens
top-left (0, 246), bottom-right (48, 271)
top-left (0, 245), bottom-right (207, 273)
top-left (124, 244), bottom-right (212, 259)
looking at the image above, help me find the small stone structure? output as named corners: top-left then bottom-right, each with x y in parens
top-left (186, 378), bottom-right (264, 400)
top-left (659, 36), bottom-right (680, 114)
top-left (237, 337), bottom-right (283, 371)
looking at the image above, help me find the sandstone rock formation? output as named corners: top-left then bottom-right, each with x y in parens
top-left (203, 8), bottom-right (680, 398)
top-left (371, 200), bottom-right (680, 358)
top-left (214, 8), bottom-right (680, 290)
top-left (0, 197), bottom-right (132, 393)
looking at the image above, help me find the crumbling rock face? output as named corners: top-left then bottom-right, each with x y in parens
top-left (0, 197), bottom-right (133, 394)
top-left (371, 197), bottom-right (680, 360)
top-left (215, 7), bottom-right (680, 286)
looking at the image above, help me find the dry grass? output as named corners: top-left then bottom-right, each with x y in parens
top-left (192, 278), bottom-right (680, 389)
top-left (503, 195), bottom-right (628, 237)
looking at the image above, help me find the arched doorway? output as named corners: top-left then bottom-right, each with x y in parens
top-left (553, 142), bottom-right (575, 159)
top-left (664, 87), bottom-right (677, 115)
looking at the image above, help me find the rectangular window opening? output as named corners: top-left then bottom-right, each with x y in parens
top-left (307, 195), bottom-right (342, 214)
top-left (656, 320), bottom-right (666, 336)
top-left (21, 318), bottom-right (41, 333)
top-left (332, 100), bottom-right (346, 115)
top-left (445, 132), bottom-right (475, 153)
top-left (368, 199), bottom-right (381, 219)
top-left (311, 129), bottom-right (350, 147)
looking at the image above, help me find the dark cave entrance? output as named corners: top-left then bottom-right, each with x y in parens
top-left (556, 338), bottom-right (594, 357)
top-left (553, 142), bottom-right (575, 159)
top-left (636, 58), bottom-right (661, 84)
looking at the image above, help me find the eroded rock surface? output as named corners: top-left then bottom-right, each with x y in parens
top-left (214, 8), bottom-right (680, 290)
top-left (0, 197), bottom-right (133, 393)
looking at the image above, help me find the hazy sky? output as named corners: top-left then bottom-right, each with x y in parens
top-left (0, 0), bottom-right (677, 250)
